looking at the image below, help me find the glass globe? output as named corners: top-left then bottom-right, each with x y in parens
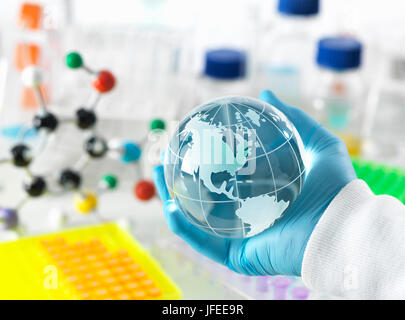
top-left (164, 96), bottom-right (306, 238)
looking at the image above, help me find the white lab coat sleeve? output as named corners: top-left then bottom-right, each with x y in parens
top-left (301, 179), bottom-right (405, 299)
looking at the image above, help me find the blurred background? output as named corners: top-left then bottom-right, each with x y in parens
top-left (0, 0), bottom-right (404, 300)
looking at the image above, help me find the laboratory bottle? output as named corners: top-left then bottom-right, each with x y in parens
top-left (312, 36), bottom-right (365, 156)
top-left (196, 48), bottom-right (250, 105)
top-left (256, 0), bottom-right (320, 110)
top-left (0, 2), bottom-right (52, 131)
top-left (363, 53), bottom-right (405, 161)
top-left (176, 48), bottom-right (250, 119)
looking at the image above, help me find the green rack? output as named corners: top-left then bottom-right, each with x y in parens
top-left (351, 158), bottom-right (405, 204)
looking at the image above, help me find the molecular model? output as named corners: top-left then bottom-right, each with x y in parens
top-left (0, 52), bottom-right (164, 234)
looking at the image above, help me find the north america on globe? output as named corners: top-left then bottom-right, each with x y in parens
top-left (165, 96), bottom-right (306, 238)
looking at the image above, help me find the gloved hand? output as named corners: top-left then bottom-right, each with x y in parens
top-left (153, 90), bottom-right (356, 276)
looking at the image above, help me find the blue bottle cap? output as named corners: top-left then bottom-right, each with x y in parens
top-left (316, 37), bottom-right (363, 71)
top-left (204, 49), bottom-right (246, 80)
top-left (278, 0), bottom-right (320, 16)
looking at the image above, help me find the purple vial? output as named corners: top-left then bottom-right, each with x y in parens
top-left (272, 276), bottom-right (294, 300)
top-left (291, 287), bottom-right (310, 300)
top-left (0, 208), bottom-right (18, 230)
top-left (256, 276), bottom-right (271, 293)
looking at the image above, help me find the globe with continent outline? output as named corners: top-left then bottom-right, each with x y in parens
top-left (164, 96), bottom-right (307, 238)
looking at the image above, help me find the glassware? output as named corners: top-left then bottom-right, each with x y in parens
top-left (165, 96), bottom-right (306, 238)
top-left (311, 36), bottom-right (365, 156)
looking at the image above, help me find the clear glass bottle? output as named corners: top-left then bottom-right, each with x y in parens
top-left (177, 48), bottom-right (251, 118)
top-left (312, 36), bottom-right (365, 157)
top-left (363, 53), bottom-right (405, 162)
top-left (256, 0), bottom-right (320, 110)
top-left (0, 1), bottom-right (58, 131)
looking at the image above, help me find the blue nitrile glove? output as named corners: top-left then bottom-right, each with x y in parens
top-left (153, 90), bottom-right (356, 276)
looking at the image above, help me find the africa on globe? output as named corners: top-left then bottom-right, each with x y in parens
top-left (164, 96), bottom-right (306, 238)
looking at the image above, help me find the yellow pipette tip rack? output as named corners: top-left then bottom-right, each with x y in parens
top-left (0, 223), bottom-right (181, 300)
